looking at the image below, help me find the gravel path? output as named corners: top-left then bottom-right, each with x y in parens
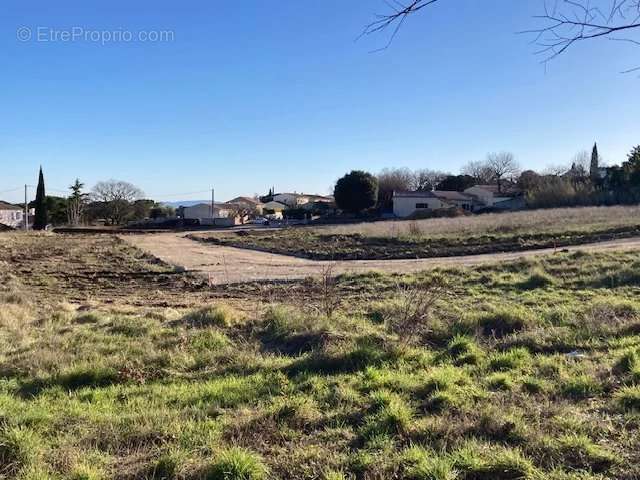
top-left (122, 232), bottom-right (640, 285)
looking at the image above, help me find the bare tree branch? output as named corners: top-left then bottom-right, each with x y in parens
top-left (362, 0), bottom-right (640, 70)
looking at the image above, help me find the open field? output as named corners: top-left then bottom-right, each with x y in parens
top-left (191, 206), bottom-right (640, 260)
top-left (2, 232), bottom-right (640, 479)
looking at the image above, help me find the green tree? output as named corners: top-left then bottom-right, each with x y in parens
top-left (67, 179), bottom-right (87, 226)
top-left (334, 170), bottom-right (378, 214)
top-left (33, 167), bottom-right (48, 230)
top-left (437, 174), bottom-right (476, 192)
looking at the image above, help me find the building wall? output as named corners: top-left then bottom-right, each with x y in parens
top-left (0, 209), bottom-right (23, 228)
top-left (183, 204), bottom-right (230, 220)
top-left (464, 187), bottom-right (494, 206)
top-left (393, 197), bottom-right (444, 218)
top-left (273, 194), bottom-right (308, 208)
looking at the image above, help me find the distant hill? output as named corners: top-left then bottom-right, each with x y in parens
top-left (162, 200), bottom-right (209, 208)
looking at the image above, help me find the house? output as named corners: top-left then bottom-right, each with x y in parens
top-left (225, 196), bottom-right (264, 214)
top-left (272, 193), bottom-right (333, 209)
top-left (261, 201), bottom-right (287, 219)
top-left (463, 185), bottom-right (524, 210)
top-left (0, 201), bottom-right (24, 229)
top-left (180, 203), bottom-right (239, 226)
top-left (393, 191), bottom-right (451, 218)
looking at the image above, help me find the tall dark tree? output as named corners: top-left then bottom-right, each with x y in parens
top-left (590, 143), bottom-right (600, 183)
top-left (33, 167), bottom-right (48, 230)
top-left (334, 170), bottom-right (378, 214)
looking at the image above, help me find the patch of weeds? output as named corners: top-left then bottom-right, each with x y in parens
top-left (204, 447), bottom-right (268, 480)
top-left (269, 395), bottom-right (321, 429)
top-left (190, 330), bottom-right (230, 351)
top-left (613, 385), bottom-right (640, 412)
top-left (555, 434), bottom-right (616, 472)
top-left (361, 390), bottom-right (413, 440)
top-left (488, 348), bottom-right (532, 372)
top-left (402, 446), bottom-right (458, 480)
top-left (74, 312), bottom-right (102, 324)
top-left (614, 349), bottom-right (640, 381)
top-left (452, 441), bottom-right (538, 479)
top-left (486, 373), bottom-right (515, 391)
top-left (261, 305), bottom-right (331, 355)
top-left (478, 308), bottom-right (530, 338)
top-left (183, 305), bottom-right (243, 328)
top-left (324, 471), bottom-right (348, 480)
top-left (447, 335), bottom-right (482, 365)
top-left (561, 374), bottom-right (602, 399)
top-left (0, 426), bottom-right (41, 477)
top-left (521, 376), bottom-right (547, 394)
top-left (519, 268), bottom-right (556, 290)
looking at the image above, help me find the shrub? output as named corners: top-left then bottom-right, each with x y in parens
top-left (478, 309), bottom-right (530, 338)
top-left (614, 385), bottom-right (640, 412)
top-left (205, 447), bottom-right (268, 480)
top-left (184, 305), bottom-right (242, 328)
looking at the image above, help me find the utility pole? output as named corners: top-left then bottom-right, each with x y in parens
top-left (24, 184), bottom-right (28, 231)
top-left (211, 188), bottom-right (215, 219)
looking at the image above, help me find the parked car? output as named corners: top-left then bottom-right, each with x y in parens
top-left (248, 217), bottom-right (268, 225)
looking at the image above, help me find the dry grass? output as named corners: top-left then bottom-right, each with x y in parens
top-left (326, 205), bottom-right (640, 239)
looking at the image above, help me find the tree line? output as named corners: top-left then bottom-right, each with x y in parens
top-left (333, 144), bottom-right (640, 214)
top-left (28, 175), bottom-right (174, 229)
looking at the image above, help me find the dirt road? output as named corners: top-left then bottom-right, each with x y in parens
top-left (122, 232), bottom-right (640, 284)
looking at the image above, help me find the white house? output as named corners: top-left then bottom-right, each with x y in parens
top-left (0, 201), bottom-right (24, 228)
top-left (463, 185), bottom-right (514, 207)
top-left (392, 191), bottom-right (448, 218)
top-left (181, 203), bottom-right (239, 225)
top-left (272, 193), bottom-right (333, 208)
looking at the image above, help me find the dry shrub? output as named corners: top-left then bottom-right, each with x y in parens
top-left (382, 277), bottom-right (447, 347)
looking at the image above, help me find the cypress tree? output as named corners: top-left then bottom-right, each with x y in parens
top-left (33, 167), bottom-right (48, 230)
top-left (590, 143), bottom-right (599, 182)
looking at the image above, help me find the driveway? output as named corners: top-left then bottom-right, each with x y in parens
top-left (122, 232), bottom-right (640, 285)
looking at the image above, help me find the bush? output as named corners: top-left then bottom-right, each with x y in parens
top-left (334, 170), bottom-right (378, 214)
top-left (205, 448), bottom-right (268, 480)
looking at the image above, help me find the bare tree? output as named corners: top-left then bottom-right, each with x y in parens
top-left (226, 203), bottom-right (259, 224)
top-left (91, 180), bottom-right (144, 225)
top-left (528, 0), bottom-right (640, 68)
top-left (363, 1), bottom-right (640, 69)
top-left (412, 168), bottom-right (449, 191)
top-left (486, 152), bottom-right (520, 193)
top-left (377, 167), bottom-right (415, 208)
top-left (461, 160), bottom-right (495, 184)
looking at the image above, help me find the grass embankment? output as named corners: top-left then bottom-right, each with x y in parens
top-left (2, 233), bottom-right (640, 478)
top-left (192, 205), bottom-right (640, 260)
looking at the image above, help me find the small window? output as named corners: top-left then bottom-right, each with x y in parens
top-left (415, 203), bottom-right (429, 209)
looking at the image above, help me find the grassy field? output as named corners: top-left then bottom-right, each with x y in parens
top-left (192, 206), bottom-right (640, 260)
top-left (2, 233), bottom-right (640, 479)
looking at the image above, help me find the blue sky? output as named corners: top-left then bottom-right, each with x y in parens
top-left (1, 0), bottom-right (638, 203)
